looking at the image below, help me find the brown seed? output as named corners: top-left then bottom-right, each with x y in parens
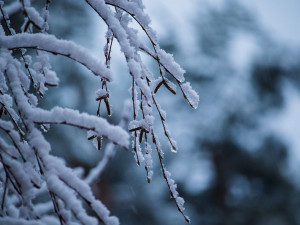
top-left (97, 136), bottom-right (102, 151)
top-left (88, 135), bottom-right (96, 140)
top-left (0, 107), bottom-right (3, 118)
top-left (154, 80), bottom-right (163, 94)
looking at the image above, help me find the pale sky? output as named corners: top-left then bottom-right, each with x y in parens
top-left (239, 0), bottom-right (300, 46)
top-left (144, 0), bottom-right (300, 46)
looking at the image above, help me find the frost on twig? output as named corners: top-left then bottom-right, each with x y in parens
top-left (0, 0), bottom-right (198, 224)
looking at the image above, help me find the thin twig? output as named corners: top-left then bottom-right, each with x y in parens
top-left (151, 131), bottom-right (190, 223)
top-left (1, 175), bottom-right (8, 210)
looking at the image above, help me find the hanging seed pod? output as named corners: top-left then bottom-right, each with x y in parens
top-left (97, 136), bottom-right (102, 151)
top-left (88, 135), bottom-right (97, 140)
top-left (95, 92), bottom-right (109, 101)
top-left (97, 101), bottom-right (101, 117)
top-left (129, 126), bottom-right (142, 132)
top-left (147, 176), bottom-right (151, 184)
top-left (139, 130), bottom-right (144, 143)
top-left (163, 79), bottom-right (177, 95)
top-left (104, 98), bottom-right (111, 116)
top-left (24, 20), bottom-right (31, 32)
top-left (41, 124), bottom-right (49, 132)
top-left (133, 132), bottom-right (140, 166)
top-left (45, 82), bottom-right (58, 87)
top-left (0, 106), bottom-right (3, 118)
top-left (154, 80), bottom-right (164, 94)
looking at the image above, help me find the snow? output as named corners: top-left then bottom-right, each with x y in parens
top-left (0, 0), bottom-right (198, 223)
top-left (2, 153), bottom-right (34, 201)
top-left (0, 136), bottom-right (19, 158)
top-left (31, 52), bottom-right (59, 95)
top-left (144, 144), bottom-right (153, 181)
top-left (95, 88), bottom-right (109, 101)
top-left (24, 6), bottom-right (44, 29)
top-left (162, 166), bottom-right (190, 222)
top-left (47, 174), bottom-right (98, 225)
top-left (131, 134), bottom-right (145, 164)
top-left (157, 49), bottom-right (185, 83)
top-left (127, 58), bottom-right (152, 100)
top-left (0, 33), bottom-right (112, 81)
top-left (0, 217), bottom-right (45, 225)
top-left (105, 0), bottom-right (157, 42)
top-left (129, 115), bottom-right (154, 132)
top-left (29, 107), bottom-right (130, 148)
top-left (0, 94), bottom-right (19, 121)
top-left (1, 49), bottom-right (120, 224)
top-left (181, 82), bottom-right (199, 109)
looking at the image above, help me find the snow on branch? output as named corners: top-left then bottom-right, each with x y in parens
top-left (30, 107), bottom-right (129, 149)
top-left (140, 45), bottom-right (199, 109)
top-left (84, 0), bottom-right (198, 221)
top-left (0, 33), bottom-right (112, 81)
top-left (0, 0), bottom-right (37, 21)
top-left (0, 217), bottom-right (46, 225)
top-left (0, 0), bottom-right (198, 224)
top-left (85, 0), bottom-right (152, 100)
top-left (85, 100), bottom-right (131, 184)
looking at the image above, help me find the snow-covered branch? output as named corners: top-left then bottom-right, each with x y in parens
top-left (0, 0), bottom-right (37, 21)
top-left (0, 0), bottom-right (198, 223)
top-left (0, 33), bottom-right (112, 81)
top-left (31, 107), bottom-right (129, 148)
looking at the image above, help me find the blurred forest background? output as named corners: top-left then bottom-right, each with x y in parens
top-left (6, 0), bottom-right (300, 224)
